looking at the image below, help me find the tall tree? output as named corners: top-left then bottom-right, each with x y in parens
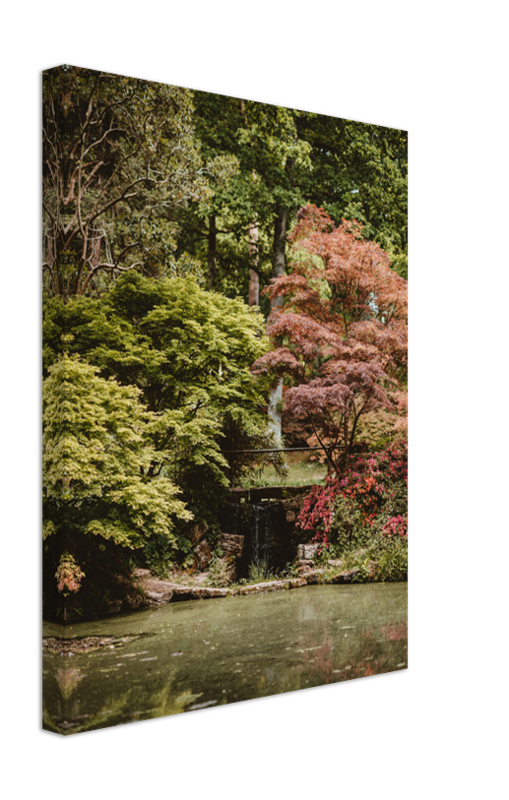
top-left (233, 106), bottom-right (319, 437)
top-left (297, 115), bottom-right (408, 278)
top-left (43, 66), bottom-right (207, 299)
top-left (176, 92), bottom-right (312, 305)
top-left (175, 91), bottom-right (248, 294)
top-left (252, 205), bottom-right (408, 473)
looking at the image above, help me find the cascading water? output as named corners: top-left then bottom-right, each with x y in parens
top-left (219, 490), bottom-right (302, 577)
top-left (217, 502), bottom-right (275, 565)
top-left (248, 504), bottom-right (272, 567)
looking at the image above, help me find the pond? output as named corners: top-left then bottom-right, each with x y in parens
top-left (43, 582), bottom-right (407, 734)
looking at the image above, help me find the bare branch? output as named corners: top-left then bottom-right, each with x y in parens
top-left (79, 261), bottom-right (142, 294)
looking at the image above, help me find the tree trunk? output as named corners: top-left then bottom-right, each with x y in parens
top-left (248, 220), bottom-right (259, 306)
top-left (208, 215), bottom-right (216, 291)
top-left (267, 378), bottom-right (283, 442)
top-left (272, 205), bottom-right (289, 281)
top-left (268, 157), bottom-right (295, 441)
top-left (240, 102), bottom-right (258, 306)
top-left (268, 205), bottom-right (288, 440)
top-left (271, 156), bottom-right (295, 300)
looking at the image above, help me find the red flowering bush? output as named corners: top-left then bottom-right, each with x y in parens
top-left (298, 439), bottom-right (407, 553)
top-left (382, 514), bottom-right (408, 539)
top-left (298, 483), bottom-right (337, 540)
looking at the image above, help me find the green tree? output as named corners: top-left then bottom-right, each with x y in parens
top-left (42, 354), bottom-right (192, 618)
top-left (174, 95), bottom-right (316, 438)
top-left (43, 273), bottom-right (281, 525)
top-left (297, 115), bottom-right (408, 278)
top-left (176, 93), bottom-right (312, 304)
top-left (43, 354), bottom-right (191, 548)
top-left (43, 66), bottom-right (208, 299)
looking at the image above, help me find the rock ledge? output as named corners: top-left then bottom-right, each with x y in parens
top-left (134, 569), bottom-right (365, 609)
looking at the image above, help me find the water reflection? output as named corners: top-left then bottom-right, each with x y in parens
top-left (43, 583), bottom-right (407, 734)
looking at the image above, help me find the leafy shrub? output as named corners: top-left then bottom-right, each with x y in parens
top-left (42, 275), bottom-right (277, 614)
top-left (143, 534), bottom-right (175, 577)
top-left (247, 560), bottom-right (278, 583)
top-left (328, 493), bottom-right (373, 552)
top-left (374, 537), bottom-right (408, 582)
top-left (298, 439), bottom-right (407, 555)
top-left (206, 557), bottom-right (233, 588)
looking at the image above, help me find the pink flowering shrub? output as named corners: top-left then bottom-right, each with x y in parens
top-left (298, 439), bottom-right (407, 553)
top-left (298, 482), bottom-right (337, 539)
top-left (382, 514), bottom-right (408, 539)
top-left (55, 553), bottom-right (85, 595)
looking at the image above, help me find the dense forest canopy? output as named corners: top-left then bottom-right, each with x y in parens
top-left (43, 66), bottom-right (407, 304)
top-left (42, 66), bottom-right (407, 619)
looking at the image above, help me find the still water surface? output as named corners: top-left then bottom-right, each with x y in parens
top-left (43, 583), bottom-right (407, 734)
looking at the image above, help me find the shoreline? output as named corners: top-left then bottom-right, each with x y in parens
top-left (43, 562), bottom-right (407, 627)
top-left (137, 566), bottom-right (367, 607)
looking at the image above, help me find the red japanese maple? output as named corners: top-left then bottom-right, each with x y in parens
top-left (252, 205), bottom-right (407, 474)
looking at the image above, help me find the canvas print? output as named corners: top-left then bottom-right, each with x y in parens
top-left (42, 66), bottom-right (408, 734)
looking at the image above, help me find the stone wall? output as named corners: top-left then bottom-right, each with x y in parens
top-left (217, 533), bottom-right (245, 581)
top-left (219, 533), bottom-right (245, 559)
top-left (188, 486), bottom-right (317, 579)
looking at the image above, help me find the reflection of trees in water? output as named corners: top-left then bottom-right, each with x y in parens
top-left (45, 670), bottom-right (206, 734)
top-left (55, 667), bottom-right (85, 701)
top-left (347, 627), bottom-right (382, 677)
top-left (43, 588), bottom-right (407, 733)
top-left (293, 608), bottom-right (407, 686)
top-left (296, 625), bottom-right (335, 685)
top-left (239, 612), bottom-right (407, 702)
top-left (382, 622), bottom-right (407, 642)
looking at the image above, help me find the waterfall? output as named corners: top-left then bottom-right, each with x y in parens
top-left (248, 503), bottom-right (274, 568)
top-left (220, 494), bottom-right (293, 577)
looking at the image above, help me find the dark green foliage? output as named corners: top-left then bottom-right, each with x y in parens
top-left (297, 115), bottom-right (408, 278)
top-left (328, 493), bottom-right (371, 552)
top-left (42, 73), bottom-right (408, 616)
top-left (143, 535), bottom-right (176, 578)
top-left (43, 273), bottom-right (278, 541)
top-left (176, 95), bottom-right (408, 305)
top-left (43, 66), bottom-right (208, 298)
top-left (43, 532), bottom-right (138, 621)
